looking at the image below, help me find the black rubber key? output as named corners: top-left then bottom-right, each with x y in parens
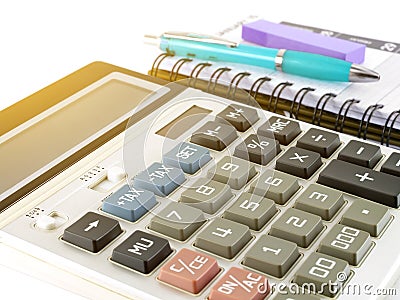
top-left (380, 152), bottom-right (400, 177)
top-left (296, 128), bottom-right (341, 158)
top-left (318, 159), bottom-right (400, 208)
top-left (112, 230), bottom-right (172, 274)
top-left (337, 140), bottom-right (382, 168)
top-left (276, 147), bottom-right (322, 179)
top-left (63, 212), bottom-right (122, 253)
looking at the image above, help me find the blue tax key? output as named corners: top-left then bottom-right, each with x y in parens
top-left (163, 142), bottom-right (211, 174)
top-left (102, 185), bottom-right (157, 222)
top-left (133, 162), bottom-right (186, 196)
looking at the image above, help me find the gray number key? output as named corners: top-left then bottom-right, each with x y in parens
top-left (243, 235), bottom-right (300, 278)
top-left (180, 177), bottom-right (232, 214)
top-left (190, 121), bottom-right (237, 151)
top-left (209, 156), bottom-right (256, 189)
top-left (270, 208), bottom-right (323, 247)
top-left (216, 104), bottom-right (259, 132)
top-left (318, 224), bottom-right (371, 265)
top-left (195, 217), bottom-right (252, 259)
top-left (223, 192), bottom-right (277, 230)
top-left (340, 199), bottom-right (391, 237)
top-left (294, 183), bottom-right (344, 220)
top-left (293, 252), bottom-right (350, 297)
top-left (276, 147), bottom-right (322, 179)
top-left (234, 134), bottom-right (281, 165)
top-left (149, 202), bottom-right (205, 241)
top-left (249, 169), bottom-right (300, 204)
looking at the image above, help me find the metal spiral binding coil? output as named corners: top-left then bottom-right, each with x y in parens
top-left (312, 93), bottom-right (336, 126)
top-left (381, 109), bottom-right (400, 146)
top-left (334, 98), bottom-right (360, 132)
top-left (357, 104), bottom-right (384, 139)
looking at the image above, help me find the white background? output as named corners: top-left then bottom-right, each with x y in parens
top-left (0, 0), bottom-right (399, 299)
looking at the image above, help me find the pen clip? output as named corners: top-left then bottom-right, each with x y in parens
top-left (162, 31), bottom-right (238, 47)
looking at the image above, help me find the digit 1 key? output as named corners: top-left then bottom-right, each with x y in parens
top-left (318, 159), bottom-right (400, 208)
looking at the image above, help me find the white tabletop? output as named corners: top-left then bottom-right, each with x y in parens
top-left (1, 1), bottom-right (399, 299)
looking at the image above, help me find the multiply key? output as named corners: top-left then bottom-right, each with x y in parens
top-left (318, 159), bottom-right (400, 208)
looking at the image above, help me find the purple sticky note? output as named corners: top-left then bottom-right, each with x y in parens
top-left (242, 20), bottom-right (366, 63)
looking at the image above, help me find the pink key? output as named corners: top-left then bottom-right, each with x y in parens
top-left (158, 248), bottom-right (220, 294)
top-left (209, 267), bottom-right (270, 300)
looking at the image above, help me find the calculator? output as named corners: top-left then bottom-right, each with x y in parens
top-left (1, 62), bottom-right (400, 300)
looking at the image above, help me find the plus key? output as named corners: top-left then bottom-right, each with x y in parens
top-left (318, 159), bottom-right (400, 208)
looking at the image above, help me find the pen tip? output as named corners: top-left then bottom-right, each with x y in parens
top-left (349, 64), bottom-right (380, 82)
top-left (143, 34), bottom-right (161, 47)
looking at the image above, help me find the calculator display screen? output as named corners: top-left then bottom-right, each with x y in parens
top-left (0, 78), bottom-right (166, 211)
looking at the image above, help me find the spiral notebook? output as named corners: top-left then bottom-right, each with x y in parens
top-left (148, 20), bottom-right (400, 147)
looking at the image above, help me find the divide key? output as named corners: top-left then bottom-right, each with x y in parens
top-left (318, 159), bottom-right (400, 208)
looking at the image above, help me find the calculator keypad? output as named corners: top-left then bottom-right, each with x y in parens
top-left (44, 102), bottom-right (400, 300)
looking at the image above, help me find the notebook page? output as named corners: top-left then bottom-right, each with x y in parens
top-left (154, 20), bottom-right (400, 129)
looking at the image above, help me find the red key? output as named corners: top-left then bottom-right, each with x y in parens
top-left (209, 267), bottom-right (270, 300)
top-left (158, 248), bottom-right (220, 294)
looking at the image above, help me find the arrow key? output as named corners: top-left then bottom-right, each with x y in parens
top-left (63, 212), bottom-right (122, 253)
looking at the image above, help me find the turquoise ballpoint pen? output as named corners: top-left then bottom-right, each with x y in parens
top-left (145, 32), bottom-right (380, 82)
